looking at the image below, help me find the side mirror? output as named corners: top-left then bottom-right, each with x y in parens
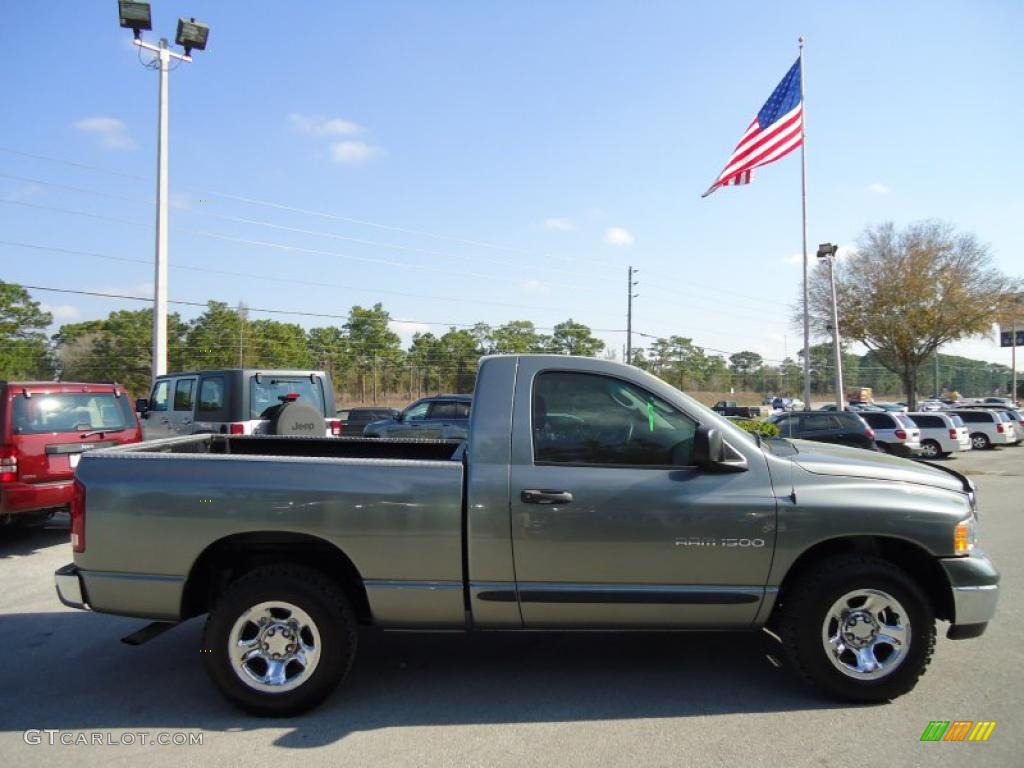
top-left (394, 411), bottom-right (404, 422)
top-left (135, 398), bottom-right (149, 413)
top-left (693, 425), bottom-right (724, 468)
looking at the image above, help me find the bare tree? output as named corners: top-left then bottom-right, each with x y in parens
top-left (806, 221), bottom-right (1018, 408)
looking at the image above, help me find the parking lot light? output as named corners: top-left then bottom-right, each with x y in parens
top-left (118, 1), bottom-right (152, 38)
top-left (817, 243), bottom-right (844, 409)
top-left (175, 17), bottom-right (210, 56)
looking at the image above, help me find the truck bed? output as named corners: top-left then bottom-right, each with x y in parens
top-left (73, 433), bottom-right (467, 625)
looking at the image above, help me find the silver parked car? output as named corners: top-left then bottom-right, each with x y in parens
top-left (907, 412), bottom-right (971, 459)
top-left (859, 411), bottom-right (922, 457)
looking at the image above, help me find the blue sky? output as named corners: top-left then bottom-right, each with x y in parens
top-left (1, 1), bottom-right (1021, 368)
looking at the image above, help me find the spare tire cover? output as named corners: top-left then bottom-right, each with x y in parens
top-left (269, 402), bottom-right (324, 436)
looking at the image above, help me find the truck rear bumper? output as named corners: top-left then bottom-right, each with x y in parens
top-left (940, 551), bottom-right (1000, 638)
top-left (55, 563), bottom-right (88, 610)
top-left (54, 563), bottom-right (184, 620)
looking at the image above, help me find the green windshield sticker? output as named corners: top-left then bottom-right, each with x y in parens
top-left (647, 399), bottom-right (656, 432)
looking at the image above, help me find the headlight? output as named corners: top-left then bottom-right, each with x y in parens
top-left (954, 516), bottom-right (977, 556)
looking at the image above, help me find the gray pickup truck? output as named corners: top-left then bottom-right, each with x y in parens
top-left (55, 355), bottom-right (998, 716)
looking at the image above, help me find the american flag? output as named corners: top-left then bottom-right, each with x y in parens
top-left (702, 59), bottom-right (803, 197)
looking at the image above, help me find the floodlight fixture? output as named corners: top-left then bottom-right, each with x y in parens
top-left (118, 1), bottom-right (152, 38)
top-left (175, 17), bottom-right (209, 56)
top-left (817, 242), bottom-right (838, 259)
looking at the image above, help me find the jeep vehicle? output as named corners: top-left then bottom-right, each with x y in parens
top-left (1, 381), bottom-right (142, 525)
top-left (56, 356), bottom-right (998, 716)
top-left (137, 369), bottom-right (340, 439)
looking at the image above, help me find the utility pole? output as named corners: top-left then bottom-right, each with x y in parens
top-left (626, 266), bottom-right (639, 365)
top-left (934, 350), bottom-right (940, 398)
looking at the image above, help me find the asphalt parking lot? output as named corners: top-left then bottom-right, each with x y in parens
top-left (0, 447), bottom-right (1021, 767)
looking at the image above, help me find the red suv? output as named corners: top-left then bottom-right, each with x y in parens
top-left (1, 381), bottom-right (143, 525)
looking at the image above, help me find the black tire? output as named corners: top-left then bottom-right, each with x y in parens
top-left (202, 564), bottom-right (357, 716)
top-left (919, 440), bottom-right (941, 459)
top-left (777, 555), bottom-right (935, 703)
top-left (970, 432), bottom-right (991, 450)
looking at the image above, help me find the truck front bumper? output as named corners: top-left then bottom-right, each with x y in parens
top-left (940, 551), bottom-right (999, 639)
top-left (55, 563), bottom-right (89, 610)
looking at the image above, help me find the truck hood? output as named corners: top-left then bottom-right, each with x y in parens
top-left (782, 439), bottom-right (969, 494)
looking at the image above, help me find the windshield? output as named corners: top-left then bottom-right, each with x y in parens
top-left (948, 414), bottom-right (964, 427)
top-left (250, 377), bottom-right (326, 419)
top-left (896, 414), bottom-right (917, 429)
top-left (12, 393), bottom-right (135, 434)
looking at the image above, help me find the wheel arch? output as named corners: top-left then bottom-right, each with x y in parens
top-left (771, 535), bottom-right (953, 624)
top-left (181, 531), bottom-right (373, 624)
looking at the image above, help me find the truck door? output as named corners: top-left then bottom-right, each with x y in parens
top-left (169, 376), bottom-right (197, 435)
top-left (506, 365), bottom-right (776, 628)
top-left (142, 379), bottom-right (174, 440)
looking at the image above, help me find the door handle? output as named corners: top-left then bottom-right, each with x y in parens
top-left (520, 489), bottom-right (574, 505)
top-left (182, 419), bottom-right (193, 425)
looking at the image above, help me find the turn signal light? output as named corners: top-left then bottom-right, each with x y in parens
top-left (329, 419), bottom-right (342, 436)
top-left (894, 429), bottom-right (907, 440)
top-left (954, 518), bottom-right (976, 556)
top-left (949, 428), bottom-right (958, 440)
top-left (996, 424), bottom-right (1004, 433)
top-left (229, 423), bottom-right (245, 435)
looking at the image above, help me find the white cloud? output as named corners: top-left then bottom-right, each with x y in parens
top-left (543, 217), bottom-right (574, 232)
top-left (868, 182), bottom-right (890, 195)
top-left (288, 113), bottom-right (362, 137)
top-left (73, 117), bottom-right (134, 150)
top-left (389, 320), bottom-right (433, 345)
top-left (41, 304), bottom-right (80, 321)
top-left (604, 226), bottom-right (634, 247)
top-left (330, 141), bottom-right (381, 164)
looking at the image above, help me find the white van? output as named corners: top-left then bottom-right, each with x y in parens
top-left (907, 412), bottom-right (971, 458)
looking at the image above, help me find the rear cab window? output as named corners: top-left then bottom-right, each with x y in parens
top-left (174, 379), bottom-right (196, 411)
top-left (198, 377), bottom-right (225, 412)
top-left (11, 392), bottom-right (135, 434)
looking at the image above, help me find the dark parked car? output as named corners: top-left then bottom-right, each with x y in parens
top-left (363, 395), bottom-right (472, 439)
top-left (337, 407), bottom-right (400, 435)
top-left (767, 411), bottom-right (877, 451)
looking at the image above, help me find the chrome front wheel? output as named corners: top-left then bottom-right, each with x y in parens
top-left (821, 589), bottom-right (910, 680)
top-left (229, 601), bottom-right (322, 693)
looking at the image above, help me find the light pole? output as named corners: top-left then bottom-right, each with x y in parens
top-left (118, 3), bottom-right (209, 382)
top-left (817, 243), bottom-right (844, 408)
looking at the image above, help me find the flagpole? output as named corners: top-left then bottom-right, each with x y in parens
top-left (799, 36), bottom-right (811, 411)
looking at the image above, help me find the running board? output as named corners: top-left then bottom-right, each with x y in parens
top-left (121, 621), bottom-right (177, 646)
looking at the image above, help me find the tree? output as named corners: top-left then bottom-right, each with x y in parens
top-left (344, 304), bottom-right (403, 402)
top-left (85, 309), bottom-right (187, 396)
top-left (0, 281), bottom-right (54, 379)
top-left (728, 350), bottom-right (763, 391)
top-left (490, 320), bottom-right (548, 353)
top-left (549, 319), bottom-right (605, 356)
top-left (807, 221), bottom-right (1019, 408)
top-left (183, 301), bottom-right (246, 370)
top-left (245, 319), bottom-right (313, 368)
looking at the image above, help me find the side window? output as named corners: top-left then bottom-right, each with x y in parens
top-left (198, 377), bottom-right (225, 413)
top-left (453, 402), bottom-right (471, 419)
top-left (532, 371), bottom-right (697, 467)
top-left (150, 380), bottom-right (170, 412)
top-left (861, 413), bottom-right (888, 429)
top-left (801, 414), bottom-right (832, 431)
top-left (429, 402), bottom-right (458, 420)
top-left (403, 401), bottom-right (430, 420)
top-left (173, 379), bottom-right (195, 411)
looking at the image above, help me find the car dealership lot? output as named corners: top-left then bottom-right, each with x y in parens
top-left (1, 448), bottom-right (1021, 768)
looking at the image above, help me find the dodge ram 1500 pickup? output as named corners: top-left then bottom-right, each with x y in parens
top-left (55, 355), bottom-right (999, 716)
